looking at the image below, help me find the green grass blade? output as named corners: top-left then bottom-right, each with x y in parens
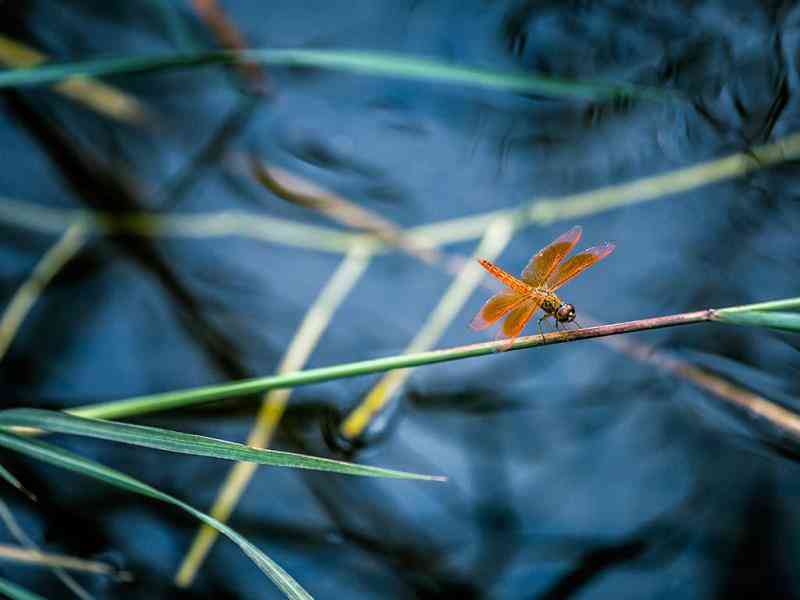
top-left (0, 577), bottom-right (47, 600)
top-left (713, 297), bottom-right (800, 315)
top-left (0, 431), bottom-right (311, 600)
top-left (247, 49), bottom-right (676, 101)
top-left (0, 409), bottom-right (443, 482)
top-left (0, 51), bottom-right (229, 88)
top-left (0, 464), bottom-right (23, 491)
top-left (712, 310), bottom-right (800, 332)
top-left (0, 463), bottom-right (33, 500)
top-left (712, 297), bottom-right (800, 332)
top-left (0, 48), bottom-right (676, 101)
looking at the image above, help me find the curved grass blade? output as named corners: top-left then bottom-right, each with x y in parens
top-left (0, 409), bottom-right (443, 481)
top-left (0, 431), bottom-right (311, 600)
top-left (0, 576), bottom-right (47, 600)
top-left (0, 48), bottom-right (676, 101)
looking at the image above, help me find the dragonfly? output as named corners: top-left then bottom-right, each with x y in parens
top-left (470, 226), bottom-right (615, 350)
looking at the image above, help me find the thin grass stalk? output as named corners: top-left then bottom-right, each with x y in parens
top-left (0, 48), bottom-right (673, 101)
top-left (0, 221), bottom-right (89, 363)
top-left (0, 500), bottom-right (98, 599)
top-left (68, 308), bottom-right (717, 421)
top-left (6, 129), bottom-right (800, 257)
top-left (408, 131), bottom-right (800, 248)
top-left (0, 543), bottom-right (124, 578)
top-left (0, 197), bottom-right (358, 253)
top-left (604, 333), bottom-right (800, 443)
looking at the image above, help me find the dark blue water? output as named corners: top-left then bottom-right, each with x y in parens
top-left (1, 1), bottom-right (800, 598)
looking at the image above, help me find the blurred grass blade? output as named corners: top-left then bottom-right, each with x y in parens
top-left (712, 310), bottom-right (800, 332)
top-left (0, 48), bottom-right (674, 101)
top-left (191, 0), bottom-right (268, 91)
top-left (0, 464), bottom-right (34, 500)
top-left (0, 409), bottom-right (442, 481)
top-left (0, 499), bottom-right (94, 599)
top-left (0, 576), bottom-right (46, 600)
top-left (0, 542), bottom-right (125, 578)
top-left (0, 431), bottom-right (312, 600)
top-left (0, 464), bottom-right (23, 493)
top-left (5, 128), bottom-right (800, 256)
top-left (410, 132), bottom-right (800, 249)
top-left (0, 221), bottom-right (89, 363)
top-left (247, 49), bottom-right (675, 101)
top-left (0, 35), bottom-right (149, 123)
top-left (0, 51), bottom-right (228, 88)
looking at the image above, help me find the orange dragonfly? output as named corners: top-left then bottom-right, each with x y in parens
top-left (470, 226), bottom-right (615, 350)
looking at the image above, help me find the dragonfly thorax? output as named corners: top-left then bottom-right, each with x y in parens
top-left (536, 290), bottom-right (562, 314)
top-left (537, 290), bottom-right (576, 323)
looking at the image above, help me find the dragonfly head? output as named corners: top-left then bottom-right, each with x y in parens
top-left (556, 303), bottom-right (576, 323)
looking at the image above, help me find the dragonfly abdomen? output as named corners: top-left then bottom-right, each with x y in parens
top-left (477, 259), bottom-right (532, 295)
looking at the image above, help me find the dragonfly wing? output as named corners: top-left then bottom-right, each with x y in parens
top-left (521, 226), bottom-right (582, 287)
top-left (470, 290), bottom-right (526, 331)
top-left (496, 296), bottom-right (543, 351)
top-left (546, 242), bottom-right (615, 291)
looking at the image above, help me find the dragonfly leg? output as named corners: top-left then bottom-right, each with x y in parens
top-left (537, 315), bottom-right (549, 344)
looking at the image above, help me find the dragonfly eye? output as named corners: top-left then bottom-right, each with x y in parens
top-left (556, 303), bottom-right (576, 322)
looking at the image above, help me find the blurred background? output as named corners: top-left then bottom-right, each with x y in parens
top-left (1, 1), bottom-right (800, 598)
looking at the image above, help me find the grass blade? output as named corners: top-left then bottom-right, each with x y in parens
top-left (711, 310), bottom-right (800, 332)
top-left (0, 431), bottom-right (311, 600)
top-left (0, 35), bottom-right (150, 123)
top-left (0, 464), bottom-right (34, 501)
top-left (0, 500), bottom-right (94, 599)
top-left (0, 576), bottom-right (47, 600)
top-left (712, 297), bottom-right (800, 314)
top-left (0, 409), bottom-right (443, 481)
top-left (0, 221), bottom-right (89, 363)
top-left (712, 297), bottom-right (800, 332)
top-left (0, 48), bottom-right (675, 101)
